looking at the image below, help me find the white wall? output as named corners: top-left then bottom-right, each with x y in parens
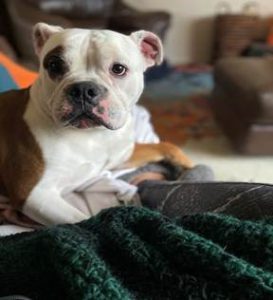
top-left (125, 0), bottom-right (273, 64)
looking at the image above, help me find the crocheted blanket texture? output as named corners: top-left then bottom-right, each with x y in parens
top-left (0, 206), bottom-right (273, 299)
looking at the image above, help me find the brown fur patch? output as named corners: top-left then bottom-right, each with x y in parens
top-left (43, 46), bottom-right (68, 81)
top-left (123, 142), bottom-right (193, 169)
top-left (0, 89), bottom-right (45, 207)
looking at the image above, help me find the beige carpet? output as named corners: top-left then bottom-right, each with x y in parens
top-left (184, 137), bottom-right (273, 184)
top-left (144, 95), bottom-right (273, 184)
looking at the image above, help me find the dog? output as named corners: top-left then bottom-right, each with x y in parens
top-left (0, 23), bottom-right (193, 225)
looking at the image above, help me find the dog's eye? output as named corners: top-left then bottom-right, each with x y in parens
top-left (110, 63), bottom-right (127, 77)
top-left (47, 56), bottom-right (65, 75)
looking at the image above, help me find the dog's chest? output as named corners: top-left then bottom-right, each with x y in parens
top-left (27, 117), bottom-right (134, 190)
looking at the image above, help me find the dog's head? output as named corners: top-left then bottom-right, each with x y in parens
top-left (32, 23), bottom-right (163, 130)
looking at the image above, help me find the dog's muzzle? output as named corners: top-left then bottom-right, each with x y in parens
top-left (62, 81), bottom-right (115, 129)
top-left (67, 81), bottom-right (107, 107)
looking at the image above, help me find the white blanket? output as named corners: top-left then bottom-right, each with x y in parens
top-left (0, 105), bottom-right (159, 236)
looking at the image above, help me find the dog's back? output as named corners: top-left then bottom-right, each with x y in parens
top-left (0, 89), bottom-right (45, 206)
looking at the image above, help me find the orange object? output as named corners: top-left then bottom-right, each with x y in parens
top-left (0, 52), bottom-right (37, 88)
top-left (267, 25), bottom-right (273, 46)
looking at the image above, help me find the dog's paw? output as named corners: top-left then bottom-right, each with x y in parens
top-left (160, 142), bottom-right (194, 169)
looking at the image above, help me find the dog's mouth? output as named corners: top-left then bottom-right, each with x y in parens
top-left (69, 113), bottom-right (98, 129)
top-left (62, 111), bottom-right (115, 130)
top-left (59, 99), bottom-right (124, 130)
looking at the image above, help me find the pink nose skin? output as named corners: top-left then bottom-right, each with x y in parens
top-left (92, 99), bottom-right (111, 123)
top-left (61, 102), bottom-right (73, 118)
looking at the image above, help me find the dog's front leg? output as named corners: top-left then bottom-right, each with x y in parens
top-left (22, 187), bottom-right (88, 225)
top-left (122, 142), bottom-right (193, 169)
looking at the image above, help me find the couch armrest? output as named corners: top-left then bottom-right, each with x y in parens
top-left (6, 0), bottom-right (73, 28)
top-left (5, 0), bottom-right (73, 65)
top-left (0, 36), bottom-right (17, 60)
top-left (109, 1), bottom-right (171, 40)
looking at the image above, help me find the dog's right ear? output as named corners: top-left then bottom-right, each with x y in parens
top-left (33, 23), bottom-right (63, 56)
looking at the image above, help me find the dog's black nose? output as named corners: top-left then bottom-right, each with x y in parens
top-left (67, 82), bottom-right (106, 106)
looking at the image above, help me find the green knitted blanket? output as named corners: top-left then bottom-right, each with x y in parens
top-left (1, 207), bottom-right (273, 299)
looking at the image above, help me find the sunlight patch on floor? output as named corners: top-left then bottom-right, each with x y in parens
top-left (183, 137), bottom-right (273, 184)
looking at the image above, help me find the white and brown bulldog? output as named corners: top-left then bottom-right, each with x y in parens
top-left (0, 23), bottom-right (192, 225)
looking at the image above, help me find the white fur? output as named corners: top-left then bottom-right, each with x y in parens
top-left (23, 97), bottom-right (134, 224)
top-left (22, 25), bottom-right (162, 225)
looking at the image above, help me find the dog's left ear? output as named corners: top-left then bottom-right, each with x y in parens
top-left (130, 31), bottom-right (163, 69)
top-left (33, 23), bottom-right (64, 56)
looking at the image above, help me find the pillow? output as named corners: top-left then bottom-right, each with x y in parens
top-left (267, 25), bottom-right (273, 46)
top-left (0, 52), bottom-right (37, 92)
top-left (0, 65), bottom-right (17, 93)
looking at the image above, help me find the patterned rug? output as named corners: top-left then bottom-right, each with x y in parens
top-left (141, 95), bottom-right (221, 145)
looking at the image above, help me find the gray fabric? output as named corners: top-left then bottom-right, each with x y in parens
top-left (119, 162), bottom-right (214, 182)
top-left (177, 164), bottom-right (214, 182)
top-left (138, 181), bottom-right (273, 220)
